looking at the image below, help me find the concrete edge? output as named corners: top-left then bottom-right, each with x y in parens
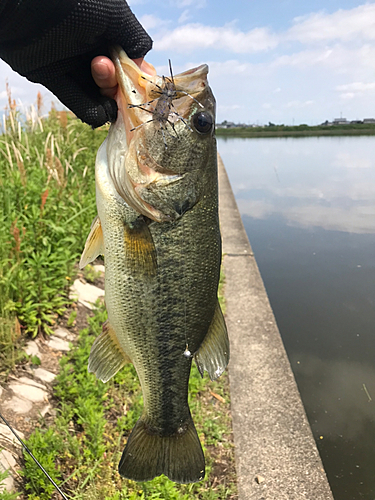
top-left (218, 154), bottom-right (334, 500)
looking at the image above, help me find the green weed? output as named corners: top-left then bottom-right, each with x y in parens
top-left (0, 468), bottom-right (19, 500)
top-left (0, 91), bottom-right (107, 339)
top-left (30, 355), bottom-right (41, 366)
top-left (83, 264), bottom-right (102, 284)
top-left (67, 310), bottom-right (77, 328)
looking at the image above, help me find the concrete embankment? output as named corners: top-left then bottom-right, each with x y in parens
top-left (218, 155), bottom-right (334, 500)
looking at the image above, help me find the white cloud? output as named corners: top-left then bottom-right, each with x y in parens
top-left (178, 9), bottom-right (191, 24)
top-left (150, 3), bottom-right (375, 57)
top-left (154, 24), bottom-right (278, 53)
top-left (338, 81), bottom-right (375, 91)
top-left (205, 59), bottom-right (257, 78)
top-left (287, 4), bottom-right (375, 43)
top-left (335, 80), bottom-right (375, 100)
top-left (139, 14), bottom-right (170, 31)
top-left (285, 100), bottom-right (314, 108)
top-left (170, 0), bottom-right (206, 7)
top-left (272, 48), bottom-right (334, 68)
top-left (336, 81), bottom-right (375, 92)
top-left (340, 92), bottom-right (356, 99)
top-left (218, 104), bottom-right (241, 111)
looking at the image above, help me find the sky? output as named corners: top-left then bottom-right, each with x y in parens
top-left (1, 0), bottom-right (375, 125)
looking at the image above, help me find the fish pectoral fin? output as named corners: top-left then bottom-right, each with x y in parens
top-left (88, 320), bottom-right (131, 383)
top-left (124, 217), bottom-right (157, 278)
top-left (79, 216), bottom-right (105, 269)
top-left (118, 415), bottom-right (205, 483)
top-left (194, 300), bottom-right (230, 381)
top-left (135, 174), bottom-right (198, 221)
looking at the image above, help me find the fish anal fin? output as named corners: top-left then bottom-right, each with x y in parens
top-left (194, 301), bottom-right (230, 381)
top-left (124, 217), bottom-right (157, 277)
top-left (79, 216), bottom-right (104, 269)
top-left (88, 320), bottom-right (131, 383)
top-left (118, 415), bottom-right (205, 483)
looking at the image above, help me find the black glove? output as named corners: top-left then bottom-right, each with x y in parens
top-left (0, 0), bottom-right (152, 127)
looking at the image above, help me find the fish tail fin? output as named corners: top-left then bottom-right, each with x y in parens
top-left (118, 415), bottom-right (205, 483)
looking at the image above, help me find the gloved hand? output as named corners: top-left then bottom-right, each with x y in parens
top-left (0, 0), bottom-right (152, 127)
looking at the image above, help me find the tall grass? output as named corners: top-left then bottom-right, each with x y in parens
top-left (0, 87), bottom-right (107, 341)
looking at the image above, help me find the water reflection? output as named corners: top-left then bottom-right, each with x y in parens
top-left (219, 136), bottom-right (375, 234)
top-left (218, 136), bottom-right (375, 499)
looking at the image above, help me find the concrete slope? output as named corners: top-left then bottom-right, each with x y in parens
top-left (218, 155), bottom-right (334, 500)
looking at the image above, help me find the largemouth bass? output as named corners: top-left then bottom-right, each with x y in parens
top-left (79, 48), bottom-right (229, 484)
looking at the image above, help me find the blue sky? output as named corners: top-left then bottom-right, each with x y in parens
top-left (2, 0), bottom-right (375, 125)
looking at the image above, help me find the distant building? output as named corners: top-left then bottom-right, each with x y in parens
top-left (216, 120), bottom-right (236, 129)
top-left (333, 118), bottom-right (348, 125)
top-left (363, 118), bottom-right (375, 124)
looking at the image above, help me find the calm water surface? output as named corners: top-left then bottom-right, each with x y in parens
top-left (217, 136), bottom-right (375, 500)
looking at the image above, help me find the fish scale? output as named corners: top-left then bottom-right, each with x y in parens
top-left (79, 47), bottom-right (229, 484)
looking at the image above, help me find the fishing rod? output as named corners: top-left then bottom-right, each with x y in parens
top-left (0, 411), bottom-right (68, 500)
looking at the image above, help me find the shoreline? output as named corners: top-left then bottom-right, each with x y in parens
top-left (216, 128), bottom-right (375, 138)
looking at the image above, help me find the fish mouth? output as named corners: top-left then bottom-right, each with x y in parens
top-left (107, 47), bottom-right (210, 222)
top-left (111, 46), bottom-right (209, 145)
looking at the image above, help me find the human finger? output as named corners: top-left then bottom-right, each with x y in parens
top-left (91, 56), bottom-right (118, 99)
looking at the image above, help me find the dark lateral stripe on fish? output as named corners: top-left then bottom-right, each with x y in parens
top-left (152, 325), bottom-right (191, 432)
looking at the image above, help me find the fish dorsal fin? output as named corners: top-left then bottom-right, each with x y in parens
top-left (124, 217), bottom-right (157, 278)
top-left (79, 216), bottom-right (104, 269)
top-left (194, 301), bottom-right (229, 381)
top-left (88, 320), bottom-right (131, 383)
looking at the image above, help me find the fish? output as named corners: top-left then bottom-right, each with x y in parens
top-left (79, 47), bottom-right (229, 484)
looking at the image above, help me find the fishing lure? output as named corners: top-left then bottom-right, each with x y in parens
top-left (129, 60), bottom-right (203, 147)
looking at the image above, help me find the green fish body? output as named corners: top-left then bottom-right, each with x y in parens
top-left (80, 49), bottom-right (229, 484)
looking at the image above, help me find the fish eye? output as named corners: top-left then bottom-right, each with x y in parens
top-left (192, 111), bottom-right (213, 134)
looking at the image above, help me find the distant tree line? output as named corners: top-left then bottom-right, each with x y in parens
top-left (215, 122), bottom-right (375, 137)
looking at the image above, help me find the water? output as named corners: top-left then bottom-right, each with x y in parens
top-left (217, 136), bottom-right (375, 500)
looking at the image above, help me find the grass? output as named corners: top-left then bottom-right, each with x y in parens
top-left (0, 316), bottom-right (26, 380)
top-left (0, 88), bottom-right (107, 373)
top-left (82, 264), bottom-right (102, 284)
top-left (0, 468), bottom-right (19, 500)
top-left (20, 297), bottom-right (236, 500)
